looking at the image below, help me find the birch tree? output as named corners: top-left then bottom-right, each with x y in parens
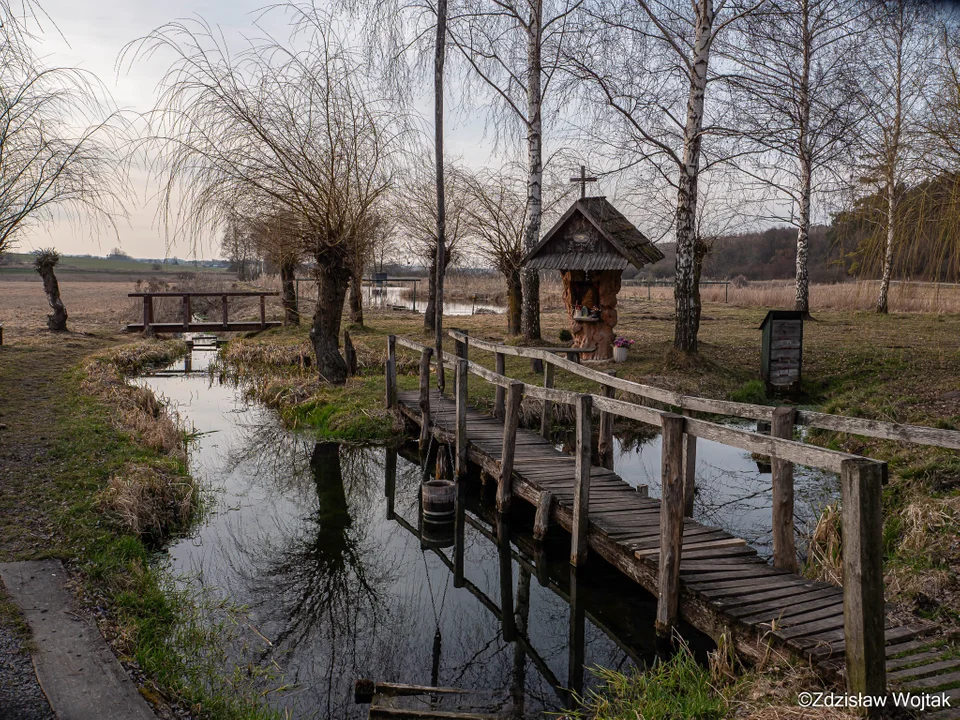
top-left (570, 0), bottom-right (760, 353)
top-left (855, 0), bottom-right (936, 313)
top-left (450, 0), bottom-right (582, 341)
top-left (729, 0), bottom-right (864, 314)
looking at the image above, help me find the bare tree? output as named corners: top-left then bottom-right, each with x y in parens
top-left (221, 217), bottom-right (261, 282)
top-left (450, 0), bottom-right (583, 342)
top-left (729, 0), bottom-right (865, 315)
top-left (851, 0), bottom-right (937, 313)
top-left (247, 210), bottom-right (304, 324)
top-left (0, 11), bottom-right (127, 255)
top-left (346, 210), bottom-right (391, 326)
top-left (130, 13), bottom-right (401, 384)
top-left (570, 0), bottom-right (761, 353)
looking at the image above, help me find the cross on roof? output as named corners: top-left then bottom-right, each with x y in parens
top-left (569, 165), bottom-right (598, 199)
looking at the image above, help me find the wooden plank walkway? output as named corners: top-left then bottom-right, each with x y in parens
top-left (398, 390), bottom-right (960, 713)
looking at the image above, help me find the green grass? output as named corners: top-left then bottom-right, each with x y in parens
top-left (2, 252), bottom-right (228, 274)
top-left (569, 644), bottom-right (727, 720)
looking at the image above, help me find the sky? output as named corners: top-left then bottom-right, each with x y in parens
top-left (16, 0), bottom-right (504, 260)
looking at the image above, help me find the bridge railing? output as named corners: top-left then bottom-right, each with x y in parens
top-left (387, 331), bottom-right (960, 699)
top-left (127, 291), bottom-right (281, 334)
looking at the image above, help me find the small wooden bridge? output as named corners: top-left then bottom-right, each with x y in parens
top-left (386, 331), bottom-right (960, 716)
top-left (127, 291), bottom-right (281, 334)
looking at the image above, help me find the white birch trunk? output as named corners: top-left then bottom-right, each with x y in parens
top-left (794, 0), bottom-right (812, 315)
top-left (434, 0), bottom-right (447, 391)
top-left (521, 0), bottom-right (543, 342)
top-left (674, 0), bottom-right (712, 354)
top-left (877, 178), bottom-right (895, 313)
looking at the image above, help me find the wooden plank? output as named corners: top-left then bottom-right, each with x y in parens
top-left (419, 348), bottom-right (433, 450)
top-left (888, 659), bottom-right (960, 682)
top-left (841, 458), bottom-right (887, 698)
top-left (599, 372), bottom-right (616, 471)
top-left (655, 413), bottom-right (685, 638)
top-left (715, 584), bottom-right (838, 611)
top-left (570, 394), bottom-right (592, 567)
top-left (736, 592), bottom-right (844, 623)
top-left (682, 410), bottom-right (696, 517)
top-left (455, 359), bottom-right (468, 478)
top-left (774, 613), bottom-right (847, 641)
top-left (887, 650), bottom-right (946, 671)
top-left (900, 670), bottom-right (960, 691)
top-left (771, 406), bottom-right (798, 572)
top-left (496, 381), bottom-right (524, 513)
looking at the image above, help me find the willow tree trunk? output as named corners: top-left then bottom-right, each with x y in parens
top-left (309, 259), bottom-right (351, 385)
top-left (37, 263), bottom-right (68, 331)
top-left (349, 267), bottom-right (364, 326)
top-left (521, 0), bottom-right (544, 343)
top-left (673, 0), bottom-right (712, 354)
top-left (280, 259), bottom-right (299, 325)
top-left (506, 268), bottom-right (523, 336)
top-left (434, 0), bottom-right (448, 393)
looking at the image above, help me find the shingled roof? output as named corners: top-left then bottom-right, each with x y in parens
top-left (523, 196), bottom-right (664, 272)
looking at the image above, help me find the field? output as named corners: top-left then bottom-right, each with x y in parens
top-left (0, 252), bottom-right (229, 279)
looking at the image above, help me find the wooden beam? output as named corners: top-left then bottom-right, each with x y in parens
top-left (771, 406), bottom-right (798, 572)
top-left (541, 363), bottom-right (555, 440)
top-left (221, 295), bottom-right (229, 329)
top-left (259, 295), bottom-right (266, 329)
top-left (182, 295), bottom-right (191, 330)
top-left (533, 490), bottom-right (553, 541)
top-left (570, 394), bottom-right (592, 567)
top-left (455, 358), bottom-right (468, 478)
top-left (419, 347), bottom-right (433, 451)
top-left (656, 413), bottom-right (686, 638)
top-left (496, 381), bottom-right (524, 512)
top-left (598, 372), bottom-right (616, 471)
top-left (841, 458), bottom-right (886, 705)
top-left (385, 335), bottom-right (397, 409)
top-left (682, 410), bottom-right (697, 517)
top-left (494, 352), bottom-right (505, 420)
top-left (384, 447), bottom-right (396, 521)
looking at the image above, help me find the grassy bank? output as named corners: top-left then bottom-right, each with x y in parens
top-left (0, 336), bottom-right (284, 719)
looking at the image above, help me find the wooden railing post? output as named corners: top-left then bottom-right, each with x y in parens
top-left (418, 347), bottom-right (433, 451)
top-left (656, 412), bottom-right (686, 638)
top-left (384, 447), bottom-right (397, 521)
top-left (181, 295), bottom-right (191, 330)
top-left (540, 362), bottom-right (555, 440)
top-left (682, 409), bottom-right (697, 517)
top-left (570, 394), bottom-right (593, 567)
top-left (143, 296), bottom-right (154, 335)
top-left (533, 490), bottom-right (553, 541)
top-left (771, 406), bottom-right (798, 571)
top-left (385, 335), bottom-right (397, 409)
top-left (494, 352), bottom-right (506, 420)
top-left (221, 295), bottom-right (229, 329)
top-left (497, 514), bottom-right (516, 642)
top-left (259, 294), bottom-right (266, 329)
top-left (455, 358), bottom-right (468, 478)
top-left (841, 458), bottom-right (886, 701)
top-left (598, 371), bottom-right (616, 470)
top-left (496, 381), bottom-right (524, 512)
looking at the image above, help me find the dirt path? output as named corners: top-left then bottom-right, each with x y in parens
top-left (0, 333), bottom-right (116, 718)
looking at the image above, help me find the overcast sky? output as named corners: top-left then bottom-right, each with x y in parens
top-left (17, 0), bottom-right (506, 260)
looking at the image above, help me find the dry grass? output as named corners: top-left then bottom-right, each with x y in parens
top-left (728, 664), bottom-right (856, 720)
top-left (102, 463), bottom-right (195, 541)
top-left (804, 504), bottom-right (844, 586)
top-left (622, 278), bottom-right (960, 313)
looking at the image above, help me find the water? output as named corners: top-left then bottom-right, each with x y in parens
top-left (139, 350), bottom-right (838, 718)
top-left (363, 284), bottom-right (505, 316)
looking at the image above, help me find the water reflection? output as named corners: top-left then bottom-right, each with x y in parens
top-left (141, 354), bottom-right (727, 718)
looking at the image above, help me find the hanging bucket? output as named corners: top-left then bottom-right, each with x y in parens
top-left (421, 479), bottom-right (455, 522)
top-left (421, 517), bottom-right (455, 549)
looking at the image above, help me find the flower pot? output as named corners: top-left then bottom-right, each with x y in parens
top-left (614, 346), bottom-right (628, 363)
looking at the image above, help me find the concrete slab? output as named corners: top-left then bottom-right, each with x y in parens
top-left (0, 560), bottom-right (156, 720)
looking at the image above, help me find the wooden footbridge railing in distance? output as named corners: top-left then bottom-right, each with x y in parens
top-left (126, 291), bottom-right (281, 334)
top-left (386, 332), bottom-right (960, 710)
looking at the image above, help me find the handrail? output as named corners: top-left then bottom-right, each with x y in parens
top-left (127, 291), bottom-right (279, 297)
top-left (448, 329), bottom-right (960, 452)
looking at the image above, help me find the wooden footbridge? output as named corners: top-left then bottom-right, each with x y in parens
top-left (385, 331), bottom-right (960, 717)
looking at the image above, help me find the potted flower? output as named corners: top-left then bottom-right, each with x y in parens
top-left (613, 336), bottom-right (634, 363)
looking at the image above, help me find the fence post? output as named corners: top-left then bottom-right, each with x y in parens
top-left (541, 362), bottom-right (555, 440)
top-left (143, 296), bottom-right (154, 335)
top-left (221, 295), bottom-right (229, 329)
top-left (771, 406), bottom-right (798, 572)
top-left (182, 295), bottom-right (191, 331)
top-left (384, 447), bottom-right (397, 521)
top-left (454, 329), bottom-right (468, 396)
top-left (497, 381), bottom-right (524, 512)
top-left (259, 294), bottom-right (266, 329)
top-left (494, 352), bottom-right (506, 420)
top-left (570, 394), bottom-right (593, 567)
top-left (682, 409), bottom-right (697, 517)
top-left (656, 413), bottom-right (686, 638)
top-left (418, 347), bottom-right (433, 451)
top-left (534, 490), bottom-right (553, 541)
top-left (598, 371), bottom-right (616, 470)
top-left (841, 458), bottom-right (886, 702)
top-left (497, 514), bottom-right (516, 642)
top-left (385, 335), bottom-right (397, 409)
top-left (455, 358), bottom-right (468, 479)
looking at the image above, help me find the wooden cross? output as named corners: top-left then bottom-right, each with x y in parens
top-left (569, 165), bottom-right (598, 199)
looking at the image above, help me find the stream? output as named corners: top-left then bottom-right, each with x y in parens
top-left (138, 348), bottom-right (838, 718)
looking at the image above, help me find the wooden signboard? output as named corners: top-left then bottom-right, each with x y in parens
top-left (760, 311), bottom-right (804, 397)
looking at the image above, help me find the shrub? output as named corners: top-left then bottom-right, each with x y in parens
top-left (559, 329), bottom-right (573, 342)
